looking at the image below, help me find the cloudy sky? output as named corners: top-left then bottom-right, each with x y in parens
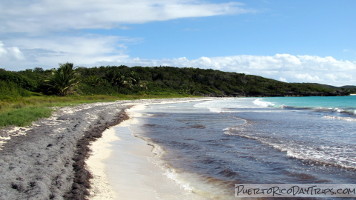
top-left (0, 0), bottom-right (355, 86)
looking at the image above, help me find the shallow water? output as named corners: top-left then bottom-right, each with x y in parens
top-left (115, 97), bottom-right (356, 199)
top-left (107, 108), bottom-right (206, 200)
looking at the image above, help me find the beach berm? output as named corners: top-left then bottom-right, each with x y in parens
top-left (0, 98), bottom-right (207, 200)
top-left (0, 100), bottom-right (133, 200)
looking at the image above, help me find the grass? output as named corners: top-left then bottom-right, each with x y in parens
top-left (0, 107), bottom-right (52, 127)
top-left (0, 93), bottom-right (197, 128)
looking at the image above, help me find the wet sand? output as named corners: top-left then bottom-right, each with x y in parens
top-left (89, 103), bottom-right (207, 200)
top-left (0, 98), bottom-right (212, 200)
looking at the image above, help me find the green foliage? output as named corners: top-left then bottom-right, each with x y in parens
top-left (0, 69), bottom-right (36, 90)
top-left (67, 65), bottom-right (351, 96)
top-left (0, 63), bottom-right (352, 128)
top-left (0, 81), bottom-right (33, 100)
top-left (0, 95), bottom-right (123, 127)
top-left (0, 64), bottom-right (351, 98)
top-left (46, 63), bottom-right (79, 96)
top-left (0, 106), bottom-right (52, 127)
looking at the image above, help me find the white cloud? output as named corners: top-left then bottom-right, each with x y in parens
top-left (0, 1), bottom-right (354, 87)
top-left (1, 39), bottom-right (355, 86)
top-left (0, 0), bottom-right (251, 33)
top-left (118, 54), bottom-right (356, 86)
top-left (0, 0), bottom-right (254, 69)
top-left (0, 36), bottom-right (130, 68)
top-left (294, 73), bottom-right (321, 82)
top-left (279, 77), bottom-right (287, 82)
top-left (0, 41), bottom-right (24, 62)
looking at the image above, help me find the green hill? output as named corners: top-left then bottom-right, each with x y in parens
top-left (341, 85), bottom-right (356, 93)
top-left (0, 64), bottom-right (351, 99)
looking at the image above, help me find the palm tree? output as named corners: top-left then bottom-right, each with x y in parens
top-left (47, 63), bottom-right (78, 96)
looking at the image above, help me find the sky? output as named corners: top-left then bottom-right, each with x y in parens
top-left (0, 0), bottom-right (355, 86)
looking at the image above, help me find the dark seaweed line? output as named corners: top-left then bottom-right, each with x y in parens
top-left (64, 109), bottom-right (130, 200)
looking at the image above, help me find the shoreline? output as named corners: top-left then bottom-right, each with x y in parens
top-left (86, 127), bottom-right (121, 200)
top-left (0, 101), bottom-right (131, 200)
top-left (65, 109), bottom-right (129, 199)
top-left (0, 97), bottom-right (213, 200)
top-left (87, 101), bottom-right (209, 200)
top-left (85, 106), bottom-right (136, 200)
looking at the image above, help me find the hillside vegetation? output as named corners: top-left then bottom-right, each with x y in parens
top-left (1, 63), bottom-right (353, 127)
top-left (1, 63), bottom-right (351, 100)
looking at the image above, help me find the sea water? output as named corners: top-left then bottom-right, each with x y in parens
top-left (126, 96), bottom-right (356, 199)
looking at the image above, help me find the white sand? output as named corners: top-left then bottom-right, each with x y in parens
top-left (0, 98), bottom-right (213, 199)
top-left (86, 99), bottom-right (212, 200)
top-left (86, 127), bottom-right (119, 200)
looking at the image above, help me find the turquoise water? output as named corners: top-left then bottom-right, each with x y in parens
top-left (261, 96), bottom-right (356, 116)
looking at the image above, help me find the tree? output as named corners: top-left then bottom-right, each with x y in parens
top-left (47, 63), bottom-right (78, 96)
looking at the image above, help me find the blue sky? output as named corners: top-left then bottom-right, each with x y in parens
top-left (122, 0), bottom-right (356, 60)
top-left (0, 0), bottom-right (355, 86)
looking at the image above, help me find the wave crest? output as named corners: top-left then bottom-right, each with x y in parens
top-left (252, 99), bottom-right (275, 108)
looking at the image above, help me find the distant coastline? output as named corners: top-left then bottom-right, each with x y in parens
top-left (1, 65), bottom-right (354, 99)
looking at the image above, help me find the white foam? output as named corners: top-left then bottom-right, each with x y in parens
top-left (252, 98), bottom-right (275, 108)
top-left (194, 98), bottom-right (267, 113)
top-left (323, 115), bottom-right (356, 122)
top-left (225, 130), bottom-right (356, 170)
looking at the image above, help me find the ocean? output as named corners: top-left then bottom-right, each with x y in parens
top-left (116, 96), bottom-right (356, 199)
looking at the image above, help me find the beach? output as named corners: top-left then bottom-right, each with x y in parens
top-left (0, 101), bottom-right (130, 200)
top-left (87, 100), bottom-right (213, 200)
top-left (88, 97), bottom-right (355, 200)
top-left (0, 98), bottom-right (212, 200)
top-left (0, 97), bottom-right (355, 200)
